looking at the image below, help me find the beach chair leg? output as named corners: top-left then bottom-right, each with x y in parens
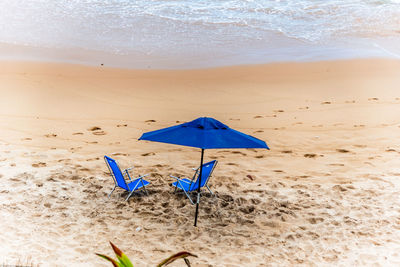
top-left (206, 185), bottom-right (213, 195)
top-left (125, 190), bottom-right (135, 201)
top-left (108, 186), bottom-right (116, 198)
top-left (142, 185), bottom-right (149, 195)
top-left (183, 190), bottom-right (195, 205)
top-left (139, 179), bottom-right (148, 195)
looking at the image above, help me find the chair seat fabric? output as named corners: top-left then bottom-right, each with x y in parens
top-left (127, 178), bottom-right (150, 191)
top-left (171, 160), bottom-right (217, 192)
top-left (172, 178), bottom-right (192, 191)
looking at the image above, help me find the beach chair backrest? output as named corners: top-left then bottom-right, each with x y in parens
top-left (104, 156), bottom-right (128, 190)
top-left (190, 160), bottom-right (217, 191)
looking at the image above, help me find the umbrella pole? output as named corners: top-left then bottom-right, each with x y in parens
top-left (194, 148), bottom-right (204, 227)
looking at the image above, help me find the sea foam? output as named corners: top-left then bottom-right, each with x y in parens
top-left (0, 0), bottom-right (399, 68)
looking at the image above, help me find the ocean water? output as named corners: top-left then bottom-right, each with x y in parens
top-left (0, 0), bottom-right (399, 68)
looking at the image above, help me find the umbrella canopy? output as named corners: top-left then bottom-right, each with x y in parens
top-left (139, 117), bottom-right (269, 226)
top-left (139, 117), bottom-right (269, 149)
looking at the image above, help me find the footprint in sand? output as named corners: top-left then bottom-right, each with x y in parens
top-left (88, 126), bottom-right (101, 131)
top-left (92, 130), bottom-right (106, 136)
top-left (72, 132), bottom-right (84, 135)
top-left (332, 185), bottom-right (347, 192)
top-left (77, 166), bottom-right (90, 172)
top-left (345, 100), bottom-right (356, 103)
top-left (232, 151), bottom-right (247, 156)
top-left (253, 130), bottom-right (264, 133)
top-left (86, 141), bottom-right (98, 144)
top-left (321, 101), bottom-right (331, 104)
top-left (385, 148), bottom-right (396, 152)
top-left (141, 152), bottom-right (155, 156)
top-left (58, 159), bottom-right (71, 162)
top-left (21, 137), bottom-right (32, 141)
top-left (87, 126), bottom-right (106, 135)
top-left (70, 147), bottom-right (82, 152)
top-left (304, 153), bottom-right (317, 158)
top-left (329, 163), bottom-right (345, 166)
top-left (152, 164), bottom-right (165, 168)
top-left (44, 134), bottom-right (57, 138)
top-left (353, 124), bottom-right (365, 128)
top-left (246, 175), bottom-right (255, 181)
top-left (239, 205), bottom-right (255, 214)
top-left (336, 149), bottom-right (350, 153)
top-left (86, 157), bottom-right (100, 161)
top-left (145, 119), bottom-right (156, 123)
top-left (274, 110), bottom-right (284, 113)
top-left (368, 97), bottom-right (379, 101)
top-left (254, 155), bottom-right (264, 159)
top-left (307, 217), bottom-right (324, 224)
top-left (353, 144), bottom-right (366, 148)
top-left (108, 142), bottom-right (120, 145)
top-left (229, 118), bottom-right (240, 121)
top-left (299, 106), bottom-right (309, 110)
top-left (117, 124), bottom-right (128, 127)
top-left (253, 115), bottom-right (263, 119)
top-left (32, 162), bottom-right (46, 168)
top-left (281, 150), bottom-right (292, 154)
top-left (111, 152), bottom-right (128, 156)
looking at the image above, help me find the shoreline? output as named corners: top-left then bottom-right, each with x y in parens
top-left (1, 55), bottom-right (399, 71)
top-left (1, 41), bottom-right (400, 70)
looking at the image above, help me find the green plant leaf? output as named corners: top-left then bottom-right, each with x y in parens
top-left (110, 241), bottom-right (123, 257)
top-left (96, 253), bottom-right (119, 267)
top-left (110, 241), bottom-right (134, 267)
top-left (157, 251), bottom-right (198, 267)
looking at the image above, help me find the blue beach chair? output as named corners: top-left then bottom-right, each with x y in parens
top-left (104, 155), bottom-right (150, 201)
top-left (170, 160), bottom-right (217, 205)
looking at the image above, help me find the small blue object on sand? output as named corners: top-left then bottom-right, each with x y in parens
top-left (171, 160), bottom-right (217, 205)
top-left (104, 155), bottom-right (150, 201)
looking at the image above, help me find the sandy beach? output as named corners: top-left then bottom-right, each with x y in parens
top-left (1, 58), bottom-right (400, 266)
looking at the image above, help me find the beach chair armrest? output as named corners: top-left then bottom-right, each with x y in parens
top-left (170, 175), bottom-right (191, 184)
top-left (123, 167), bottom-right (134, 173)
top-left (123, 167), bottom-right (137, 181)
top-left (136, 174), bottom-right (149, 180)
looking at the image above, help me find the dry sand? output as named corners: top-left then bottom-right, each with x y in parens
top-left (0, 59), bottom-right (400, 266)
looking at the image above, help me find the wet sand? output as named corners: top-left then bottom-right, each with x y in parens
top-left (0, 59), bottom-right (400, 266)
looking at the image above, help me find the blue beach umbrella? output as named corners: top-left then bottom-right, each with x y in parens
top-left (139, 117), bottom-right (269, 226)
